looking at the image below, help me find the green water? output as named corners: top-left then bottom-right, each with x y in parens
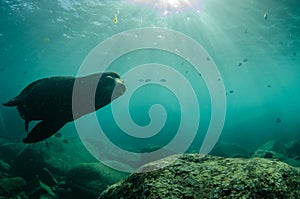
top-left (0, 0), bottom-right (299, 154)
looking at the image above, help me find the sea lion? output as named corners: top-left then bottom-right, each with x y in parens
top-left (3, 72), bottom-right (126, 143)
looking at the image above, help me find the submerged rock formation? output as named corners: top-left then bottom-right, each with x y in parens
top-left (251, 140), bottom-right (300, 167)
top-left (0, 137), bottom-right (129, 198)
top-left (99, 154), bottom-right (300, 199)
top-left (66, 162), bottom-right (128, 199)
top-left (12, 137), bottom-right (97, 178)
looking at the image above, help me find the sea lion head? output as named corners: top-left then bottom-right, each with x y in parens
top-left (95, 72), bottom-right (126, 108)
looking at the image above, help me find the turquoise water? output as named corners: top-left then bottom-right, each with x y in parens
top-left (0, 0), bottom-right (299, 156)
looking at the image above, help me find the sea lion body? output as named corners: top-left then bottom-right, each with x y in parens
top-left (3, 72), bottom-right (125, 143)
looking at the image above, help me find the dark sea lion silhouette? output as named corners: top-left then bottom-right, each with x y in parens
top-left (3, 72), bottom-right (126, 143)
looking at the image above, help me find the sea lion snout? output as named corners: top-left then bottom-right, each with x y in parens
top-left (114, 77), bottom-right (126, 92)
top-left (110, 76), bottom-right (126, 99)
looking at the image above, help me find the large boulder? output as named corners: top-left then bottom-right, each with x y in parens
top-left (99, 154), bottom-right (300, 199)
top-left (66, 162), bottom-right (128, 199)
top-left (12, 137), bottom-right (97, 179)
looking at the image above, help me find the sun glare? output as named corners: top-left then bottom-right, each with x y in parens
top-left (125, 0), bottom-right (204, 16)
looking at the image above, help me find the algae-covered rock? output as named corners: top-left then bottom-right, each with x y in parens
top-left (12, 137), bottom-right (97, 178)
top-left (99, 154), bottom-right (300, 199)
top-left (66, 162), bottom-right (128, 199)
top-left (0, 177), bottom-right (26, 197)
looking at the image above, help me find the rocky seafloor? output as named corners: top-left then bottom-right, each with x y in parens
top-left (0, 136), bottom-right (300, 198)
top-left (0, 137), bottom-right (128, 199)
top-left (100, 154), bottom-right (300, 198)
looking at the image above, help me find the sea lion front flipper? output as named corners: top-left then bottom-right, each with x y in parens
top-left (23, 120), bottom-right (66, 143)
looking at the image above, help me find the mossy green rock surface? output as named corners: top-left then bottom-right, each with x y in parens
top-left (99, 154), bottom-right (300, 199)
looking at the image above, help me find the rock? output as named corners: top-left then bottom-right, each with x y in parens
top-left (0, 177), bottom-right (26, 197)
top-left (38, 168), bottom-right (58, 188)
top-left (0, 160), bottom-right (11, 173)
top-left (12, 143), bottom-right (49, 179)
top-left (0, 138), bottom-right (24, 161)
top-left (99, 154), bottom-right (300, 199)
top-left (0, 160), bottom-right (11, 178)
top-left (25, 176), bottom-right (55, 199)
top-left (256, 140), bottom-right (286, 154)
top-left (250, 149), bottom-right (286, 160)
top-left (251, 141), bottom-right (300, 167)
top-left (0, 171), bottom-right (8, 178)
top-left (15, 191), bottom-right (30, 199)
top-left (209, 142), bottom-right (250, 158)
top-left (294, 155), bottom-right (300, 161)
top-left (12, 137), bottom-right (97, 179)
top-left (284, 140), bottom-right (300, 158)
top-left (66, 162), bottom-right (128, 198)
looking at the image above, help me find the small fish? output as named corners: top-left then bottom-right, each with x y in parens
top-left (54, 132), bottom-right (62, 138)
top-left (45, 141), bottom-right (50, 148)
top-left (229, 90), bottom-right (234, 94)
top-left (113, 13), bottom-right (118, 24)
top-left (276, 117), bottom-right (281, 123)
top-left (160, 79), bottom-right (167, 82)
top-left (267, 85), bottom-right (272, 88)
top-left (206, 57), bottom-right (210, 61)
top-left (44, 37), bottom-right (50, 43)
top-left (238, 62), bottom-right (242, 67)
top-left (243, 59), bottom-right (248, 62)
top-left (113, 16), bottom-right (118, 24)
top-left (264, 12), bottom-right (268, 20)
top-left (293, 52), bottom-right (296, 56)
top-left (145, 79), bottom-right (151, 82)
top-left (244, 28), bottom-right (248, 34)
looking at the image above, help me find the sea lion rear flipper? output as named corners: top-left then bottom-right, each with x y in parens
top-left (3, 97), bottom-right (20, 107)
top-left (23, 120), bottom-right (66, 143)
